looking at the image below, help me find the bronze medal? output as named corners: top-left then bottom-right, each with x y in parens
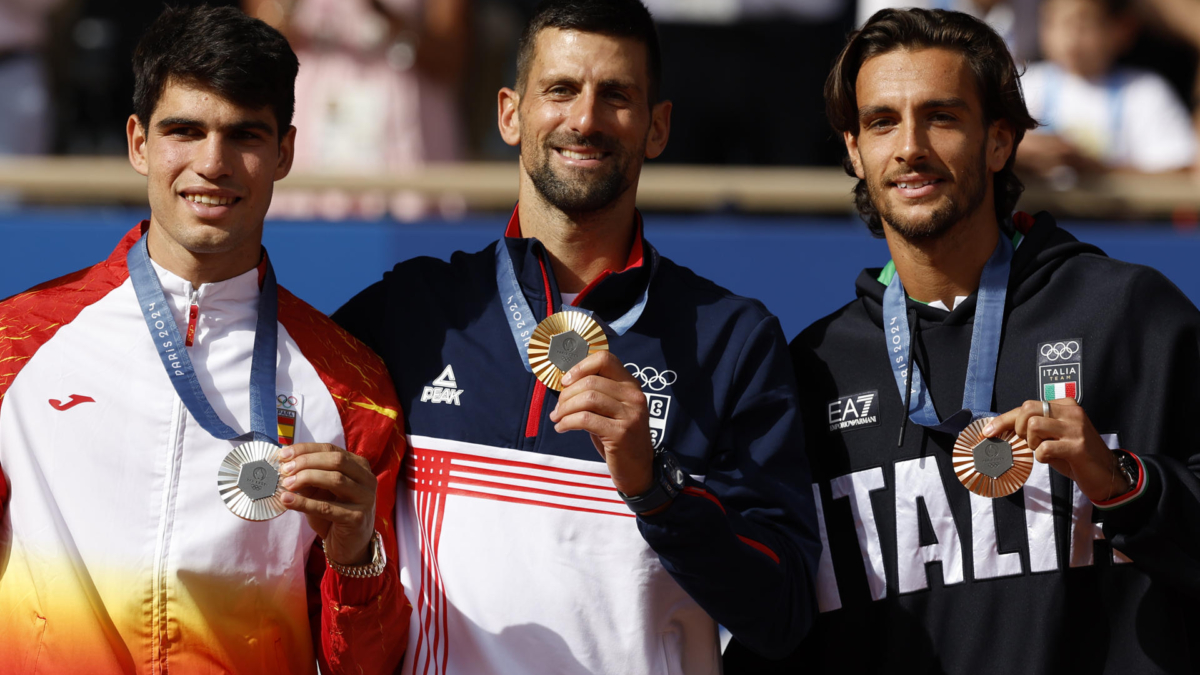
top-left (953, 418), bottom-right (1034, 498)
top-left (217, 440), bottom-right (288, 521)
top-left (527, 310), bottom-right (609, 391)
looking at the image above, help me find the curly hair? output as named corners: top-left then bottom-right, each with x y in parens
top-left (825, 8), bottom-right (1037, 236)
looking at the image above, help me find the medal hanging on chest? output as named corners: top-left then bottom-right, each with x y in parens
top-left (128, 235), bottom-right (287, 521)
top-left (884, 233), bottom-right (1034, 497)
top-left (494, 239), bottom-right (651, 390)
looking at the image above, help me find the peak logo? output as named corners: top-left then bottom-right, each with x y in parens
top-left (828, 391), bottom-right (879, 432)
top-left (421, 365), bottom-right (463, 406)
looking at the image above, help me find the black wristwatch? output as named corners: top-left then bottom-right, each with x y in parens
top-left (1113, 449), bottom-right (1139, 496)
top-left (618, 449), bottom-right (686, 515)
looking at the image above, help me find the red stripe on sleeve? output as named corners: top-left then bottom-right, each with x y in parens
top-left (737, 535), bottom-right (781, 564)
top-left (682, 486), bottom-right (726, 514)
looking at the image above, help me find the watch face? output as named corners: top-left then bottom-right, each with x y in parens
top-left (661, 452), bottom-right (684, 488)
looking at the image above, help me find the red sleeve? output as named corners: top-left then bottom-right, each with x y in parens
top-left (1, 464), bottom-right (8, 518)
top-left (313, 425), bottom-right (411, 675)
top-left (279, 287), bottom-right (411, 674)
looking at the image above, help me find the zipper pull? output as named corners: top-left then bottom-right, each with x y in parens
top-left (185, 290), bottom-right (199, 347)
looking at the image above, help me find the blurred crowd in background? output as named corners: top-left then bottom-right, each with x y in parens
top-left (2, 0), bottom-right (1200, 218)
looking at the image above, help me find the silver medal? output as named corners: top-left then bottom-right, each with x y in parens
top-left (217, 440), bottom-right (287, 521)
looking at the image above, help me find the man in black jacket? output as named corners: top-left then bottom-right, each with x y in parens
top-left (725, 7), bottom-right (1200, 674)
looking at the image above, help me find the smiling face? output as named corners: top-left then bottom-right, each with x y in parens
top-left (845, 47), bottom-right (1012, 241)
top-left (499, 28), bottom-right (670, 215)
top-left (128, 79), bottom-right (294, 278)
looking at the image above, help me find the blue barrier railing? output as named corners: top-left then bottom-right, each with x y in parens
top-left (2, 208), bottom-right (1197, 339)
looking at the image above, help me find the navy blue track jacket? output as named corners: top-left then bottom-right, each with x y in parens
top-left (333, 208), bottom-right (820, 674)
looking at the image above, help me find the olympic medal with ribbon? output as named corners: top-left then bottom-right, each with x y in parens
top-left (128, 235), bottom-right (287, 521)
top-left (884, 233), bottom-right (1031, 498)
top-left (495, 240), bottom-right (652, 390)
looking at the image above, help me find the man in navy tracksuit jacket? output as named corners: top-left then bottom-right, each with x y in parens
top-left (332, 1), bottom-right (820, 673)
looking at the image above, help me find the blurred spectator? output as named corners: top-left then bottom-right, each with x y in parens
top-left (1138, 0), bottom-right (1200, 174)
top-left (646, 0), bottom-right (853, 165)
top-left (248, 0), bottom-right (469, 220)
top-left (0, 0), bottom-right (67, 154)
top-left (1018, 0), bottom-right (1197, 182)
top-left (857, 0), bottom-right (1040, 61)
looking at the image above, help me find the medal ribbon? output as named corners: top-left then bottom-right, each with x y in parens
top-left (495, 240), bottom-right (652, 373)
top-left (883, 233), bottom-right (1012, 434)
top-left (128, 235), bottom-right (278, 444)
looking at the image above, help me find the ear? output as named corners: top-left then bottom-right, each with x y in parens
top-left (844, 131), bottom-right (865, 180)
top-left (127, 115), bottom-right (149, 177)
top-left (498, 87), bottom-right (521, 147)
top-left (645, 100), bottom-right (672, 159)
top-left (275, 125), bottom-right (296, 181)
top-left (987, 118), bottom-right (1015, 173)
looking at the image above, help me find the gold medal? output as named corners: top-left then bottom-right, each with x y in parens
top-left (953, 418), bottom-right (1034, 498)
top-left (527, 310), bottom-right (609, 391)
top-left (217, 440), bottom-right (288, 521)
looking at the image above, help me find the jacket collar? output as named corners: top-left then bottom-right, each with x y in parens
top-left (500, 205), bottom-right (657, 325)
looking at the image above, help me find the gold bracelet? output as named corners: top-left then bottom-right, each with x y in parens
top-left (323, 531), bottom-right (386, 578)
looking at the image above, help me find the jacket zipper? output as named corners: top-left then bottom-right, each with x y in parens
top-left (184, 290), bottom-right (199, 347)
top-left (149, 290), bottom-right (192, 673)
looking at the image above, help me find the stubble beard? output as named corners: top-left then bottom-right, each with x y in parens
top-left (524, 129), bottom-right (640, 215)
top-left (868, 141), bottom-right (989, 242)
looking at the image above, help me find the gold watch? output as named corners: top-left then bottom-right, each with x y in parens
top-left (323, 531), bottom-right (386, 578)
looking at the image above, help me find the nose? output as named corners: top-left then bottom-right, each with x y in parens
top-left (565, 87), bottom-right (601, 138)
top-left (894, 118), bottom-right (930, 167)
top-left (193, 133), bottom-right (233, 180)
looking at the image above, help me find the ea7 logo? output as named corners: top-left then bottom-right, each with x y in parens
top-left (421, 365), bottom-right (463, 406)
top-left (828, 391), bottom-right (879, 432)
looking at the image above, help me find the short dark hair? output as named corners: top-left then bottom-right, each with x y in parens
top-left (826, 8), bottom-right (1038, 236)
top-left (516, 0), bottom-right (662, 103)
top-left (132, 5), bottom-right (299, 136)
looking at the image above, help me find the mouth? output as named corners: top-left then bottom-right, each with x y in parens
top-left (889, 175), bottom-right (946, 199)
top-left (181, 193), bottom-right (240, 206)
top-left (179, 190), bottom-right (241, 216)
top-left (554, 147), bottom-right (611, 164)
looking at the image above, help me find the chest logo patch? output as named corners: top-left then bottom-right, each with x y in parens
top-left (421, 364), bottom-right (463, 406)
top-left (276, 394), bottom-right (303, 445)
top-left (828, 391), bottom-right (879, 432)
top-left (1038, 339), bottom-right (1082, 402)
top-left (626, 363), bottom-right (674, 448)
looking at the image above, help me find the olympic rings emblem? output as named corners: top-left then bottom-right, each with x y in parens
top-left (625, 363), bottom-right (678, 391)
top-left (1040, 341), bottom-right (1079, 361)
top-left (277, 394), bottom-right (299, 408)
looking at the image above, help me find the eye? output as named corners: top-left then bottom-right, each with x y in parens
top-left (930, 112), bottom-right (957, 123)
top-left (548, 85), bottom-right (574, 97)
top-left (867, 118), bottom-right (895, 130)
top-left (166, 126), bottom-right (202, 138)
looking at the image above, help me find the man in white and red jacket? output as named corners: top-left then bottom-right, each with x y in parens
top-left (0, 7), bottom-right (409, 674)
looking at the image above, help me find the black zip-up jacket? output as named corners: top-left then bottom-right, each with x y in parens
top-left (726, 212), bottom-right (1200, 674)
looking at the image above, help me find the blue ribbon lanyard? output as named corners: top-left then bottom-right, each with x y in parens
top-left (883, 234), bottom-right (1013, 434)
top-left (128, 235), bottom-right (278, 444)
top-left (494, 240), bottom-right (651, 373)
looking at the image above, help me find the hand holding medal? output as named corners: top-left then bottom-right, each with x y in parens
top-left (540, 311), bottom-right (658, 499)
top-left (980, 398), bottom-right (1136, 503)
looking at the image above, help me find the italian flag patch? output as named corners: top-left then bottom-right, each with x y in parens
top-left (1043, 382), bottom-right (1077, 400)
